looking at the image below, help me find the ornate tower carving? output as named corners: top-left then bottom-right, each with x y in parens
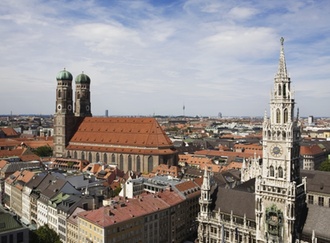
top-left (54, 69), bottom-right (75, 157)
top-left (255, 38), bottom-right (306, 243)
top-left (197, 167), bottom-right (212, 242)
top-left (74, 72), bottom-right (92, 117)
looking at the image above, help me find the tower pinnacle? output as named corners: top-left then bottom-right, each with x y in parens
top-left (276, 37), bottom-right (288, 78)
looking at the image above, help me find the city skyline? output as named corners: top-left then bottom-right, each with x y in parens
top-left (0, 0), bottom-right (329, 117)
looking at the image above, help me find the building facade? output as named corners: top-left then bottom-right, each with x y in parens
top-left (53, 70), bottom-right (178, 173)
top-left (197, 38), bottom-right (308, 243)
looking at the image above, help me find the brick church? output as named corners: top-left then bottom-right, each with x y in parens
top-left (53, 70), bottom-right (178, 173)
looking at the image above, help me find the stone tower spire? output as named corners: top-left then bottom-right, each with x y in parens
top-left (54, 69), bottom-right (75, 157)
top-left (276, 37), bottom-right (288, 78)
top-left (75, 72), bottom-right (92, 117)
top-left (197, 167), bottom-right (212, 242)
top-left (256, 38), bottom-right (306, 243)
top-left (199, 167), bottom-right (212, 218)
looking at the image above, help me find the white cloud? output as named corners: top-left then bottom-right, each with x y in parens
top-left (0, 0), bottom-right (329, 117)
top-left (227, 7), bottom-right (258, 20)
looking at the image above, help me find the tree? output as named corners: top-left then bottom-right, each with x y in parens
top-left (31, 224), bottom-right (61, 243)
top-left (319, 158), bottom-right (330, 172)
top-left (33, 145), bottom-right (53, 157)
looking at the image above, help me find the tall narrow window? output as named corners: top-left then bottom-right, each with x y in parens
top-left (136, 156), bottom-right (141, 172)
top-left (88, 152), bottom-right (92, 162)
top-left (103, 153), bottom-right (107, 163)
top-left (284, 109), bottom-right (288, 123)
top-left (148, 156), bottom-right (153, 172)
top-left (120, 154), bottom-right (124, 170)
top-left (278, 167), bottom-right (283, 178)
top-left (278, 84), bottom-right (281, 95)
top-left (270, 166), bottom-right (274, 177)
top-left (58, 89), bottom-right (61, 98)
top-left (276, 109), bottom-right (281, 123)
top-left (111, 154), bottom-right (116, 163)
top-left (81, 152), bottom-right (85, 160)
top-left (308, 195), bottom-right (314, 204)
top-left (128, 155), bottom-right (132, 171)
top-left (96, 153), bottom-right (100, 162)
top-left (283, 84), bottom-right (286, 96)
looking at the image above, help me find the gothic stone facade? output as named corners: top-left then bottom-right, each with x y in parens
top-left (197, 38), bottom-right (309, 243)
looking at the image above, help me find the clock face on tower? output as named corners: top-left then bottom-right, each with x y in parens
top-left (271, 144), bottom-right (283, 157)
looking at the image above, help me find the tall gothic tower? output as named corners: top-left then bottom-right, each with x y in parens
top-left (197, 167), bottom-right (212, 242)
top-left (54, 69), bottom-right (75, 157)
top-left (74, 72), bottom-right (92, 117)
top-left (255, 38), bottom-right (306, 242)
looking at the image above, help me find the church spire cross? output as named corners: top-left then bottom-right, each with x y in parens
top-left (276, 37), bottom-right (288, 78)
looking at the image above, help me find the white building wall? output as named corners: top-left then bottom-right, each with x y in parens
top-left (21, 187), bottom-right (31, 225)
top-left (47, 205), bottom-right (59, 233)
top-left (37, 200), bottom-right (48, 227)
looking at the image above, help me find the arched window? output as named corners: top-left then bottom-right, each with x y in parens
top-left (148, 156), bottom-right (154, 172)
top-left (88, 152), bottom-right (92, 162)
top-left (270, 166), bottom-right (274, 177)
top-left (136, 156), bottom-right (141, 172)
top-left (119, 154), bottom-right (124, 170)
top-left (112, 154), bottom-right (116, 164)
top-left (282, 131), bottom-right (286, 139)
top-left (128, 155), bottom-right (132, 171)
top-left (103, 153), bottom-right (107, 164)
top-left (74, 151), bottom-right (77, 159)
top-left (277, 131), bottom-right (281, 139)
top-left (96, 153), bottom-right (100, 162)
top-left (278, 85), bottom-right (281, 95)
top-left (283, 84), bottom-right (286, 97)
top-left (276, 109), bottom-right (281, 123)
top-left (81, 152), bottom-right (85, 160)
top-left (284, 109), bottom-right (288, 123)
top-left (278, 167), bottom-right (283, 178)
top-left (58, 90), bottom-right (61, 98)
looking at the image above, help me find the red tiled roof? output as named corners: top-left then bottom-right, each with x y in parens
top-left (0, 127), bottom-right (19, 137)
top-left (22, 140), bottom-right (54, 149)
top-left (0, 138), bottom-right (21, 147)
top-left (78, 190), bottom-right (183, 227)
top-left (300, 144), bottom-right (324, 155)
top-left (175, 179), bottom-right (201, 198)
top-left (0, 160), bottom-right (8, 169)
top-left (14, 170), bottom-right (35, 190)
top-left (70, 117), bottom-right (173, 147)
top-left (0, 148), bottom-right (25, 158)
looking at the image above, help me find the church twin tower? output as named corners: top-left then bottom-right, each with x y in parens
top-left (54, 70), bottom-right (92, 157)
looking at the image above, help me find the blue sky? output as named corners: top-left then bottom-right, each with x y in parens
top-left (0, 0), bottom-right (329, 117)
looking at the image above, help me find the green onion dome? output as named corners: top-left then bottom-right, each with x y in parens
top-left (56, 68), bottom-right (73, 81)
top-left (75, 72), bottom-right (91, 84)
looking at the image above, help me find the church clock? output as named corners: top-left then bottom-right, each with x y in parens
top-left (271, 144), bottom-right (283, 157)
